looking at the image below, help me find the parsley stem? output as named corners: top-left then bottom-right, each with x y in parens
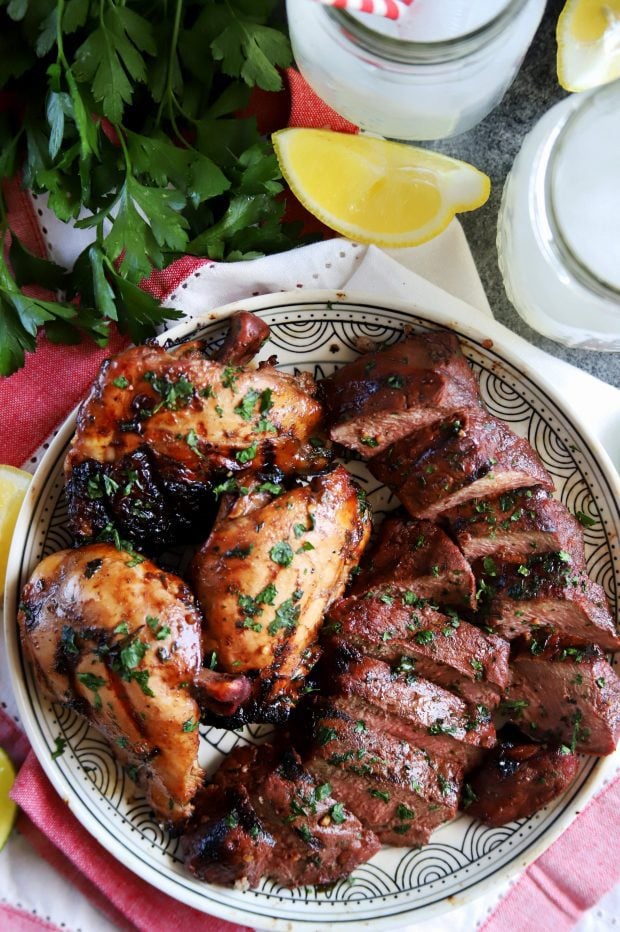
top-left (155, 0), bottom-right (183, 128)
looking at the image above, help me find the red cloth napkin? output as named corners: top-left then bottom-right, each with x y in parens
top-left (3, 68), bottom-right (620, 932)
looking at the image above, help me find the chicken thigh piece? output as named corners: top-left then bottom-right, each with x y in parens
top-left (18, 543), bottom-right (204, 824)
top-left (190, 466), bottom-right (372, 724)
top-left (64, 312), bottom-right (330, 549)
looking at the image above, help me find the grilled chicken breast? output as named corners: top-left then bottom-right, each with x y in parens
top-left (64, 315), bottom-right (329, 548)
top-left (18, 543), bottom-right (204, 823)
top-left (190, 466), bottom-right (371, 723)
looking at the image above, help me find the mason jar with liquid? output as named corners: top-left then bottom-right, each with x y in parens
top-left (497, 79), bottom-right (620, 350)
top-left (286, 0), bottom-right (546, 141)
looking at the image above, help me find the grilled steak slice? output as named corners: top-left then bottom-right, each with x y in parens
top-left (503, 643), bottom-right (620, 755)
top-left (322, 330), bottom-right (482, 457)
top-left (352, 513), bottom-right (476, 610)
top-left (329, 655), bottom-right (495, 772)
top-left (478, 552), bottom-right (619, 651)
top-left (445, 488), bottom-right (586, 565)
top-left (179, 744), bottom-right (380, 888)
top-left (326, 588), bottom-right (510, 708)
top-left (370, 411), bottom-right (553, 521)
top-left (464, 736), bottom-right (579, 826)
top-left (305, 706), bottom-right (460, 846)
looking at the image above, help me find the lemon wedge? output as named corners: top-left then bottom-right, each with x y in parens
top-left (0, 465), bottom-right (31, 599)
top-left (557, 0), bottom-right (620, 91)
top-left (0, 747), bottom-right (17, 851)
top-left (272, 129), bottom-right (490, 248)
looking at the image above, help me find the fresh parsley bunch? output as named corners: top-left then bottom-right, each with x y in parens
top-left (0, 0), bottom-right (299, 376)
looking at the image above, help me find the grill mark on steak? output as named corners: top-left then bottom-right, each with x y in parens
top-left (179, 744), bottom-right (379, 888)
top-left (325, 587), bottom-right (510, 708)
top-left (476, 552), bottom-right (619, 651)
top-left (327, 655), bottom-right (496, 773)
top-left (304, 704), bottom-right (460, 846)
top-left (444, 488), bottom-right (586, 565)
top-left (369, 410), bottom-right (553, 521)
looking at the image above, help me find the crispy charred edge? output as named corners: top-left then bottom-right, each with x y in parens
top-left (461, 725), bottom-right (579, 825)
top-left (65, 448), bottom-right (216, 551)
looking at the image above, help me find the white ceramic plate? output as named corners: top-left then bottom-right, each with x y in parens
top-left (5, 291), bottom-right (620, 931)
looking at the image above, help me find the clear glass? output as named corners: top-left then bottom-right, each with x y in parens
top-left (497, 79), bottom-right (620, 351)
top-left (285, 0), bottom-right (546, 141)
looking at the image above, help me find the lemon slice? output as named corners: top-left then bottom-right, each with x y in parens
top-left (0, 465), bottom-right (31, 599)
top-left (272, 129), bottom-right (490, 248)
top-left (0, 747), bottom-right (17, 851)
top-left (557, 0), bottom-right (620, 92)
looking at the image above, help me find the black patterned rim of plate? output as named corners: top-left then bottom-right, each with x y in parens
top-left (7, 299), bottom-right (619, 929)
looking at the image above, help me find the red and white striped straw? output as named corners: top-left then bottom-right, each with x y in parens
top-left (312, 0), bottom-right (414, 21)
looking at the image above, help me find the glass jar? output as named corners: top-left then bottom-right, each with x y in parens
top-left (497, 79), bottom-right (620, 351)
top-left (285, 0), bottom-right (546, 141)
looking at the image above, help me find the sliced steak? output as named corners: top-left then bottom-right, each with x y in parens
top-left (463, 736), bottom-right (579, 826)
top-left (305, 705), bottom-right (460, 846)
top-left (352, 513), bottom-right (476, 610)
top-left (322, 330), bottom-right (482, 457)
top-left (503, 643), bottom-right (620, 755)
top-left (329, 655), bottom-right (495, 772)
top-left (370, 410), bottom-right (553, 521)
top-left (326, 588), bottom-right (510, 708)
top-left (445, 488), bottom-right (586, 565)
top-left (478, 552), bottom-right (619, 651)
top-left (179, 744), bottom-right (380, 888)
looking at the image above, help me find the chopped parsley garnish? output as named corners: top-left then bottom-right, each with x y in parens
top-left (212, 478), bottom-right (249, 499)
top-left (225, 810), bottom-right (239, 829)
top-left (144, 371), bottom-right (194, 413)
top-left (235, 389), bottom-right (261, 421)
top-left (396, 803), bottom-right (415, 820)
top-left (354, 721), bottom-right (367, 733)
top-left (269, 541), bottom-right (294, 567)
top-left (314, 783), bottom-right (332, 802)
top-left (296, 824), bottom-right (313, 844)
top-left (596, 677), bottom-right (606, 688)
top-left (235, 441), bottom-right (259, 464)
top-left (77, 672), bottom-right (107, 709)
top-left (146, 615), bottom-right (170, 640)
top-left (60, 625), bottom-right (78, 655)
top-left (208, 651), bottom-right (218, 670)
top-left (182, 718), bottom-right (199, 732)
top-left (112, 375), bottom-right (129, 389)
top-left (483, 556), bottom-right (498, 576)
top-left (221, 366), bottom-right (242, 391)
top-left (268, 598), bottom-right (300, 636)
top-left (316, 726), bottom-right (338, 746)
top-left (256, 481), bottom-right (283, 496)
top-left (330, 803), bottom-right (346, 824)
top-left (185, 428), bottom-right (202, 456)
top-left (462, 783), bottom-right (478, 809)
top-left (114, 621), bottom-right (129, 635)
top-left (470, 658), bottom-right (484, 679)
top-left (293, 523), bottom-right (307, 539)
top-left (575, 510), bottom-right (597, 528)
top-left (428, 721), bottom-right (457, 736)
top-left (386, 374), bottom-right (405, 388)
top-left (51, 736), bottom-right (67, 760)
top-left (414, 630), bottom-right (435, 646)
top-left (368, 788), bottom-right (390, 803)
top-left (360, 436), bottom-right (379, 448)
top-left (499, 698), bottom-right (529, 717)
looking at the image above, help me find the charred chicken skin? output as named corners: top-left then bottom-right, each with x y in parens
top-left (190, 466), bottom-right (371, 724)
top-left (64, 312), bottom-right (329, 548)
top-left (18, 543), bottom-right (204, 823)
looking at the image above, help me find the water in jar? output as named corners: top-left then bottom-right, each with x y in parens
top-left (497, 80), bottom-right (620, 351)
top-left (286, 0), bottom-right (546, 141)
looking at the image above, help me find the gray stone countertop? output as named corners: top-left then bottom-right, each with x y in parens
top-left (431, 0), bottom-right (619, 389)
